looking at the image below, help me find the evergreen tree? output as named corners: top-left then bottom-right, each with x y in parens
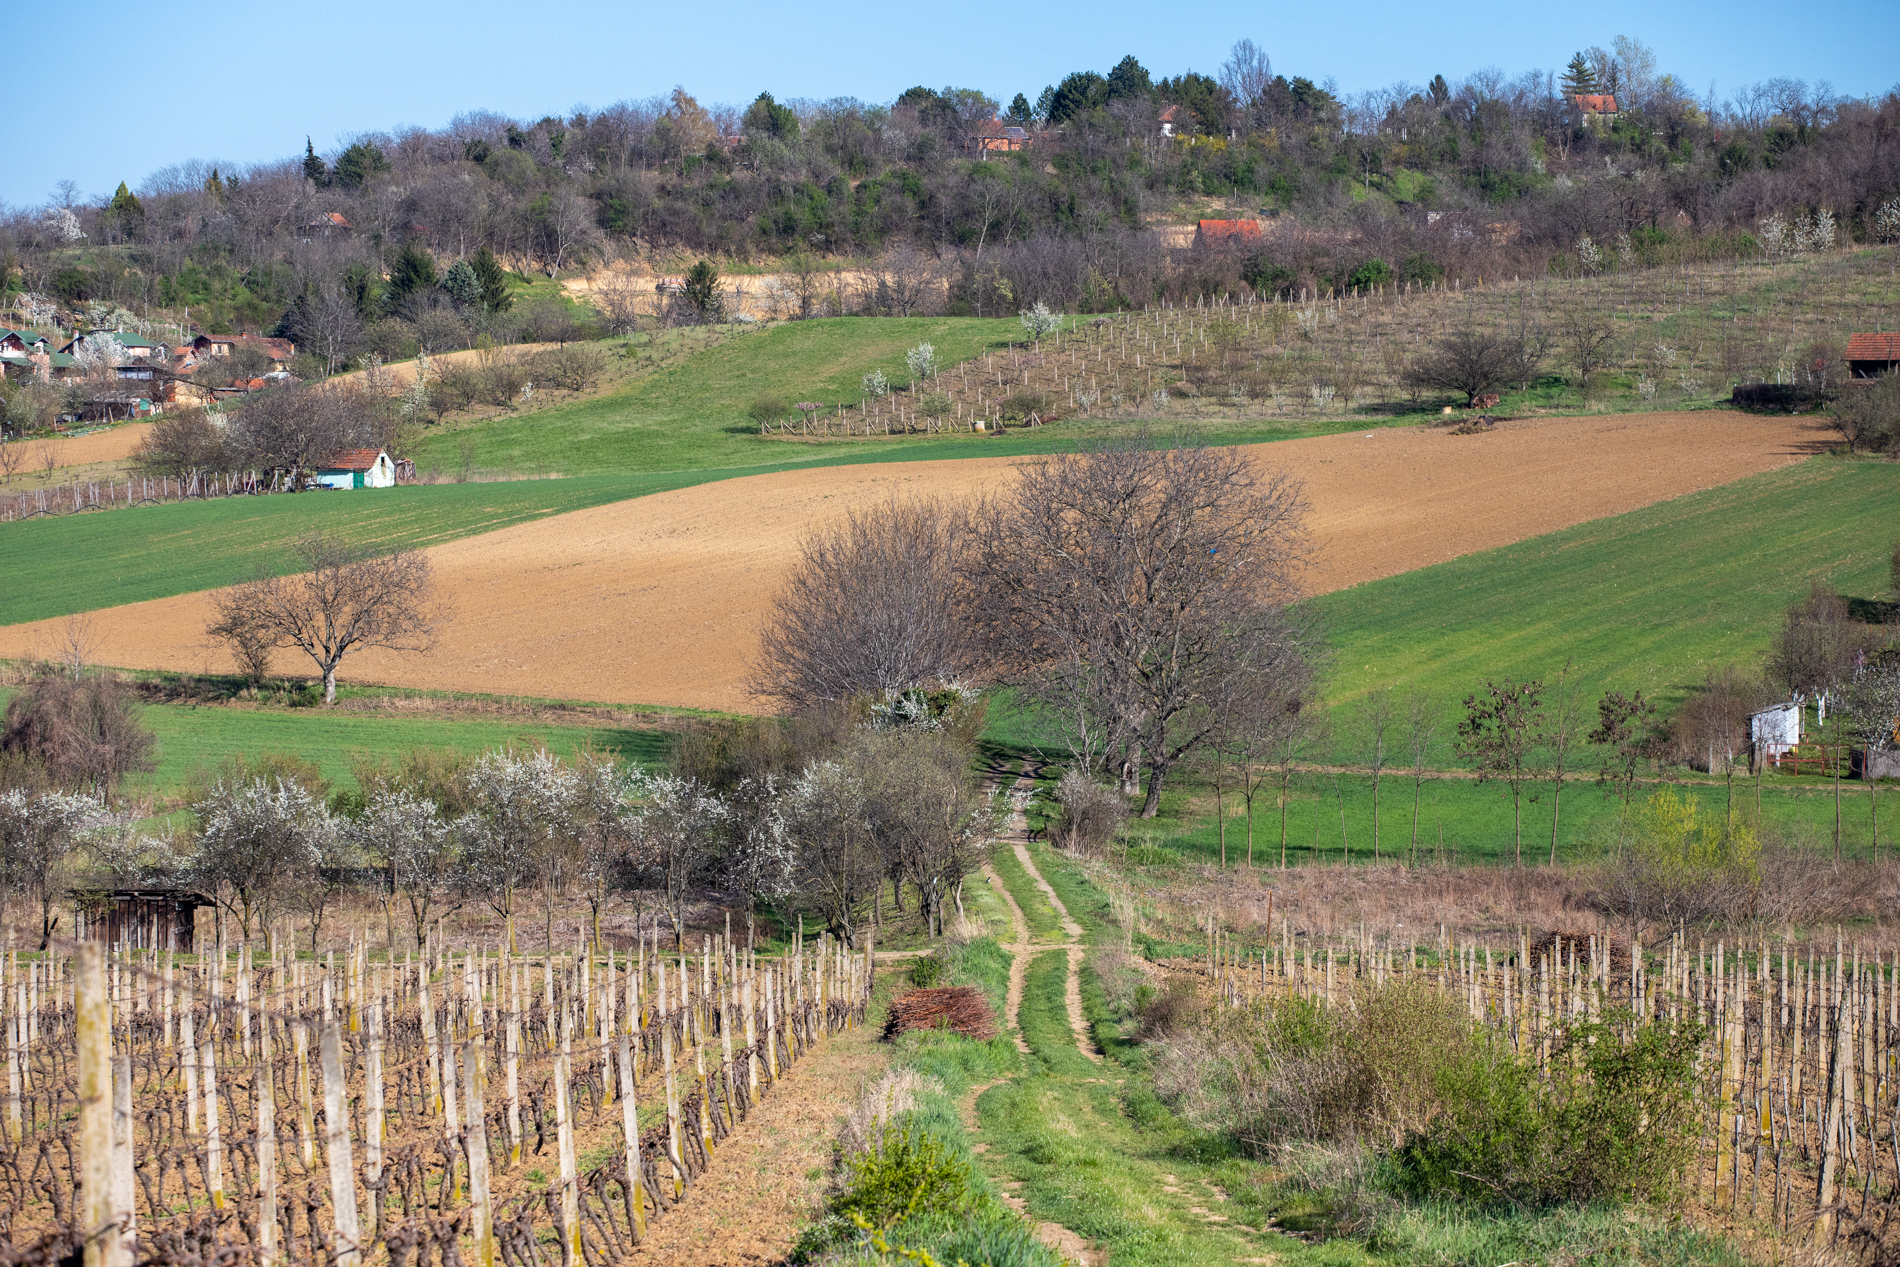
top-left (1006, 93), bottom-right (1033, 125)
top-left (441, 259), bottom-right (483, 310)
top-left (682, 259), bottom-right (724, 324)
top-left (108, 183), bottom-right (144, 220)
top-left (1562, 53), bottom-right (1599, 97)
top-left (384, 244), bottom-right (439, 313)
top-left (303, 138), bottom-right (328, 185)
top-left (1106, 55), bottom-right (1153, 100)
top-left (204, 168), bottom-right (225, 201)
top-left (334, 141), bottom-right (390, 191)
top-left (470, 248), bottom-right (513, 313)
top-left (743, 92), bottom-right (799, 141)
top-left (1427, 74), bottom-right (1451, 106)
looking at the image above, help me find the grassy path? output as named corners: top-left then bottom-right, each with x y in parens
top-left (964, 760), bottom-right (1320, 1266)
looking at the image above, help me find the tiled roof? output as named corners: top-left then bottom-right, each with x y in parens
top-left (1846, 333), bottom-right (1900, 361)
top-left (1197, 219), bottom-right (1262, 241)
top-left (1573, 94), bottom-right (1618, 114)
top-left (319, 449), bottom-right (386, 472)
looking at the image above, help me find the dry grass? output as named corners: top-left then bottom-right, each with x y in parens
top-left (1122, 845), bottom-right (1900, 955)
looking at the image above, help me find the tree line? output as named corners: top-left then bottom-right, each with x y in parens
top-left (4, 38), bottom-right (1896, 371)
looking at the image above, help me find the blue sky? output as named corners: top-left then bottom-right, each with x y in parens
top-left (5, 0), bottom-right (1896, 206)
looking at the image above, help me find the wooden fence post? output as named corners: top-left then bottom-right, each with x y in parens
top-left (256, 1050), bottom-right (279, 1265)
top-left (320, 1020), bottom-right (362, 1267)
top-left (203, 1039), bottom-right (223, 1210)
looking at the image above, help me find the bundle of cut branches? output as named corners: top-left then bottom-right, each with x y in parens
top-left (884, 986), bottom-right (996, 1040)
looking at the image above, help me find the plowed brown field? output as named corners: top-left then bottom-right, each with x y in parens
top-left (0, 411), bottom-right (1830, 712)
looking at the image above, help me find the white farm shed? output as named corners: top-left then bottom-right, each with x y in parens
top-left (1750, 702), bottom-right (1801, 761)
top-left (314, 449), bottom-right (396, 490)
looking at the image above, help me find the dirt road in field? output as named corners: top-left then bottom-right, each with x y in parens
top-left (0, 410), bottom-right (1830, 711)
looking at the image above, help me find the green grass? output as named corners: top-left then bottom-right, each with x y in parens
top-left (1313, 457), bottom-right (1900, 736)
top-left (0, 684), bottom-right (676, 803)
top-left (412, 317), bottom-right (1026, 478)
top-left (0, 471), bottom-right (734, 626)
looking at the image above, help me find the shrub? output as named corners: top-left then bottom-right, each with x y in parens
top-left (1150, 977), bottom-right (1473, 1149)
top-left (998, 389), bottom-right (1054, 422)
top-left (1347, 258), bottom-right (1395, 289)
top-left (1731, 381), bottom-right (1823, 412)
top-left (908, 953), bottom-right (947, 987)
top-left (534, 343), bottom-right (609, 393)
top-left (830, 1119), bottom-right (972, 1231)
top-left (481, 358), bottom-right (531, 408)
top-left (133, 407), bottom-right (228, 476)
top-left (1, 667), bottom-right (156, 794)
top-left (1049, 769), bottom-right (1125, 855)
top-left (431, 362), bottom-right (482, 414)
top-left (748, 393), bottom-right (788, 423)
top-left (1396, 1011), bottom-right (1706, 1204)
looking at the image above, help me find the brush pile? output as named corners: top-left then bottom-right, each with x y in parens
top-left (884, 986), bottom-right (996, 1040)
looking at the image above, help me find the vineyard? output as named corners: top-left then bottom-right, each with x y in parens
top-left (0, 927), bottom-right (872, 1265)
top-left (1189, 919), bottom-right (1900, 1243)
top-left (754, 246), bottom-right (1898, 439)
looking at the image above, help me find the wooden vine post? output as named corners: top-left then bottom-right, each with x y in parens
top-left (617, 1031), bottom-right (647, 1241)
top-left (77, 943), bottom-right (123, 1267)
top-left (320, 1020), bottom-right (363, 1267)
top-left (464, 1040), bottom-right (496, 1267)
top-left (111, 1054), bottom-right (135, 1263)
top-left (555, 1014), bottom-right (581, 1267)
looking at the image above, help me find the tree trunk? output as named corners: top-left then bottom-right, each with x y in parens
top-left (1140, 758), bottom-right (1168, 818)
top-left (323, 664), bottom-right (338, 705)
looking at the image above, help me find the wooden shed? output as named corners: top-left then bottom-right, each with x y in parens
top-left (71, 888), bottom-right (214, 951)
top-left (1846, 333), bottom-right (1900, 380)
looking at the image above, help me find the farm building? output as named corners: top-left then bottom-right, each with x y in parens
top-left (1750, 701), bottom-right (1801, 763)
top-left (1846, 333), bottom-right (1900, 380)
top-left (1193, 220), bottom-right (1262, 250)
top-left (314, 448), bottom-right (397, 489)
top-left (71, 888), bottom-right (213, 951)
top-left (1572, 93), bottom-right (1619, 124)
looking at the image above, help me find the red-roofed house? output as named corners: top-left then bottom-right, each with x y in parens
top-left (974, 121), bottom-right (1032, 157)
top-left (314, 449), bottom-right (396, 490)
top-left (1846, 333), bottom-right (1900, 380)
top-left (1572, 94), bottom-right (1618, 124)
top-left (1193, 219), bottom-right (1262, 250)
top-left (190, 334), bottom-right (297, 369)
top-left (1159, 105), bottom-right (1182, 138)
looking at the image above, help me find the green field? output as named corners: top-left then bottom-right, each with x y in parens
top-left (1314, 458), bottom-right (1900, 732)
top-left (0, 686), bottom-right (676, 803)
top-left (412, 317), bottom-right (1027, 477)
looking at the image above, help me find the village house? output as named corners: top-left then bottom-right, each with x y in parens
top-left (314, 448), bottom-right (397, 489)
top-left (1159, 105), bottom-right (1181, 138)
top-left (1846, 333), bottom-right (1900, 380)
top-left (973, 121), bottom-right (1032, 157)
top-left (188, 333), bottom-right (297, 370)
top-left (1192, 219), bottom-right (1262, 250)
top-left (1572, 94), bottom-right (1619, 125)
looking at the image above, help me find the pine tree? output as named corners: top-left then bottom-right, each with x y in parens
top-left (1562, 53), bottom-right (1599, 97)
top-left (683, 260), bottom-right (724, 324)
top-left (108, 183), bottom-right (144, 220)
top-left (1006, 94), bottom-right (1033, 125)
top-left (303, 138), bottom-right (328, 185)
top-left (469, 248), bottom-right (513, 313)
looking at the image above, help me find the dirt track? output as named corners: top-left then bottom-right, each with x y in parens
top-left (0, 411), bottom-right (1830, 712)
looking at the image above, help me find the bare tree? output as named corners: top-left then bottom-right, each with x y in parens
top-left (856, 728), bottom-right (991, 936)
top-left (590, 266), bottom-right (649, 335)
top-left (964, 435), bottom-right (1311, 817)
top-left (753, 496), bottom-right (969, 712)
top-left (1, 665), bottom-right (156, 795)
top-left (209, 532), bottom-right (443, 704)
top-left (1558, 307), bottom-right (1620, 391)
top-left (0, 439), bottom-right (22, 484)
top-left (867, 243), bottom-right (938, 317)
top-left (1405, 326), bottom-right (1541, 406)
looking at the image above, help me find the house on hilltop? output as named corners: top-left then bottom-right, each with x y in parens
top-left (314, 448), bottom-right (396, 489)
top-left (1572, 94), bottom-right (1619, 125)
top-left (974, 121), bottom-right (1031, 157)
top-left (1846, 333), bottom-right (1900, 380)
top-left (1193, 219), bottom-right (1262, 250)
